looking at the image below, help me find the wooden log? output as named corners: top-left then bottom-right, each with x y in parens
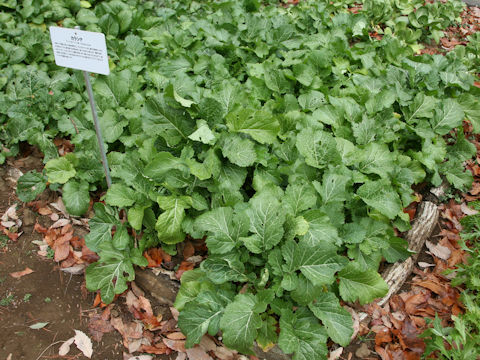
top-left (358, 186), bottom-right (444, 322)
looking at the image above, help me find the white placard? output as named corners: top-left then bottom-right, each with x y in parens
top-left (49, 26), bottom-right (110, 75)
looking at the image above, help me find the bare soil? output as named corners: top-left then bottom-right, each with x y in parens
top-left (0, 153), bottom-right (125, 360)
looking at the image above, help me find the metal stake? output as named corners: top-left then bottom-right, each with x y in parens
top-left (82, 70), bottom-right (112, 188)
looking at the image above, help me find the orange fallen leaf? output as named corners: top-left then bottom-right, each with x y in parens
top-left (166, 332), bottom-right (186, 340)
top-left (175, 261), bottom-right (195, 280)
top-left (10, 267), bottom-right (34, 278)
top-left (38, 207), bottom-right (53, 215)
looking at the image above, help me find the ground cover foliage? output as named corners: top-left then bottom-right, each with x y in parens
top-left (1, 0), bottom-right (480, 358)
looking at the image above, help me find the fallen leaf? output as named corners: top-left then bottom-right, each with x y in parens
top-left (214, 346), bottom-right (236, 360)
top-left (74, 330), bottom-right (93, 358)
top-left (392, 319), bottom-right (425, 353)
top-left (186, 346), bottom-right (213, 360)
top-left (29, 322), bottom-right (49, 329)
top-left (175, 353), bottom-right (187, 360)
top-left (61, 264), bottom-right (86, 275)
top-left (2, 204), bottom-right (18, 221)
top-left (425, 240), bottom-right (451, 260)
top-left (127, 356), bottom-right (153, 360)
top-left (10, 267), bottom-right (34, 278)
top-left (329, 347), bottom-right (343, 360)
top-left (50, 198), bottom-right (69, 217)
top-left (1, 221), bottom-right (16, 228)
top-left (461, 202), bottom-right (478, 216)
top-left (88, 310), bottom-right (114, 342)
top-left (199, 335), bottom-right (217, 352)
top-left (175, 261), bottom-right (195, 280)
top-left (58, 337), bottom-right (75, 356)
top-left (49, 213), bottom-right (60, 221)
top-left (375, 327), bottom-right (392, 345)
top-left (140, 344), bottom-right (169, 355)
top-left (170, 307), bottom-right (180, 321)
top-left (163, 338), bottom-right (186, 352)
top-left (167, 332), bottom-right (186, 340)
top-left (50, 218), bottom-right (70, 229)
top-left (183, 241), bottom-right (195, 259)
top-left (417, 262), bottom-right (435, 268)
top-left (38, 207), bottom-right (53, 215)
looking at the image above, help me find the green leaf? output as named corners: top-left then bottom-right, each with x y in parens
top-left (313, 168), bottom-right (350, 204)
top-left (308, 292), bottom-right (353, 346)
top-left (302, 210), bottom-right (342, 247)
top-left (85, 203), bottom-right (118, 252)
top-left (188, 120), bottom-right (216, 145)
top-left (29, 322), bottom-right (49, 329)
top-left (296, 129), bottom-right (340, 169)
top-left (200, 254), bottom-right (248, 284)
top-left (338, 262), bottom-right (389, 304)
top-left (226, 108), bottom-right (280, 144)
top-left (112, 224), bottom-right (130, 251)
top-left (62, 180), bottom-right (90, 216)
top-left (179, 301), bottom-right (224, 348)
top-left (16, 171), bottom-right (47, 202)
top-left (357, 143), bottom-right (395, 179)
top-left (287, 240), bottom-right (346, 286)
top-left (99, 109), bottom-right (128, 143)
top-left (404, 93), bottom-right (438, 124)
top-left (45, 157), bottom-right (76, 184)
top-left (241, 193), bottom-right (286, 253)
top-left (264, 67), bottom-right (292, 94)
top-left (195, 207), bottom-right (249, 255)
top-left (155, 201), bottom-right (186, 245)
top-left (458, 93), bottom-right (480, 133)
top-left (220, 294), bottom-right (262, 355)
top-left (357, 179), bottom-right (402, 219)
top-left (144, 152), bottom-right (188, 183)
top-left (221, 133), bottom-right (257, 167)
top-left (144, 94), bottom-right (195, 144)
top-left (284, 183), bottom-right (317, 215)
top-left (257, 316), bottom-right (278, 351)
top-left (128, 205), bottom-right (146, 231)
top-left (105, 184), bottom-right (136, 208)
top-left (85, 244), bottom-right (135, 304)
top-left (278, 309), bottom-right (328, 360)
top-left (430, 99), bottom-right (464, 135)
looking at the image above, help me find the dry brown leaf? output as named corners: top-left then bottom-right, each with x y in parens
top-left (167, 332), bottom-right (186, 340)
top-left (9, 267), bottom-right (34, 278)
top-left (183, 241), bottom-right (195, 259)
top-left (175, 353), bottom-right (187, 360)
top-left (140, 343), bottom-right (168, 355)
top-left (213, 346), bottom-right (236, 360)
top-left (50, 218), bottom-right (70, 229)
top-left (199, 335), bottom-right (217, 352)
top-left (186, 346), bottom-right (213, 360)
top-left (375, 327), bottom-right (392, 345)
top-left (163, 338), bottom-right (186, 353)
top-left (425, 240), bottom-right (451, 260)
top-left (461, 202), bottom-right (478, 216)
top-left (38, 207), bottom-right (53, 215)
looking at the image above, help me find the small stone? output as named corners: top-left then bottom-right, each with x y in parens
top-left (355, 343), bottom-right (371, 358)
top-left (22, 208), bottom-right (36, 226)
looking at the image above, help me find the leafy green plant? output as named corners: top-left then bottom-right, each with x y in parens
top-left (2, 0), bottom-right (479, 358)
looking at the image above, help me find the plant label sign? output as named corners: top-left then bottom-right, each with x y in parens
top-left (49, 26), bottom-right (110, 75)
